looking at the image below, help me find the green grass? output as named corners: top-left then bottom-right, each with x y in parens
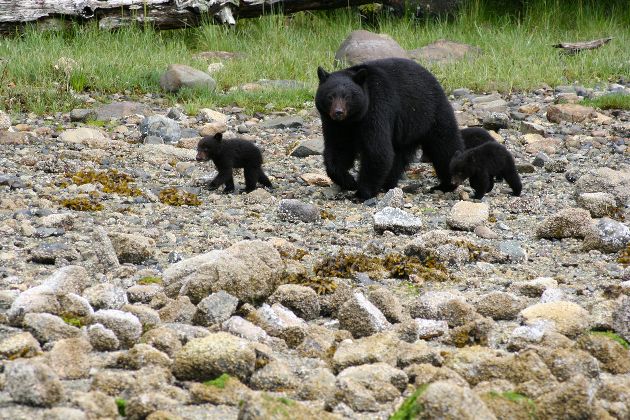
top-left (581, 93), bottom-right (630, 110)
top-left (0, 0), bottom-right (628, 114)
top-left (390, 384), bottom-right (428, 420)
top-left (203, 373), bottom-right (231, 389)
top-left (590, 330), bottom-right (630, 349)
top-left (61, 315), bottom-right (85, 327)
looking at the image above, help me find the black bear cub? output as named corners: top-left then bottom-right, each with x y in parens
top-left (316, 58), bottom-right (463, 200)
top-left (196, 133), bottom-right (272, 193)
top-left (449, 141), bottom-right (522, 199)
top-left (421, 127), bottom-right (495, 163)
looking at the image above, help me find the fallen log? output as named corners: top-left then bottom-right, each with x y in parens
top-left (0, 0), bottom-right (382, 33)
top-left (553, 37), bottom-right (612, 54)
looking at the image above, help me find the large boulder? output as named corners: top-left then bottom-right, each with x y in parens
top-left (334, 30), bottom-right (408, 66)
top-left (159, 64), bottom-right (216, 93)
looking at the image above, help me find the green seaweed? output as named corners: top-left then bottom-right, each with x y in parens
top-left (590, 330), bottom-right (630, 349)
top-left (488, 391), bottom-right (537, 419)
top-left (203, 373), bottom-right (231, 389)
top-left (60, 196), bottom-right (104, 211)
top-left (158, 187), bottom-right (202, 206)
top-left (389, 384), bottom-right (428, 420)
top-left (137, 276), bottom-right (163, 285)
top-left (115, 398), bottom-right (126, 417)
top-left (66, 169), bottom-right (142, 196)
top-left (61, 315), bottom-right (85, 328)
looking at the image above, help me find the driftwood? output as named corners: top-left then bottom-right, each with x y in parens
top-left (553, 37), bottom-right (612, 54)
top-left (0, 0), bottom-right (384, 33)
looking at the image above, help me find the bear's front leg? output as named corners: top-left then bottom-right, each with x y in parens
top-left (323, 146), bottom-right (358, 191)
top-left (356, 142), bottom-right (394, 200)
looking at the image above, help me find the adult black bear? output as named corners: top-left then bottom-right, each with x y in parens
top-left (315, 58), bottom-right (463, 200)
top-left (196, 133), bottom-right (273, 193)
top-left (449, 142), bottom-right (522, 199)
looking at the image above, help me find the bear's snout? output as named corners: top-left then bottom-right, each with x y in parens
top-left (330, 98), bottom-right (348, 121)
top-left (196, 151), bottom-right (208, 162)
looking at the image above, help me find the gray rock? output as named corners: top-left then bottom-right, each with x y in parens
top-left (6, 361), bottom-right (63, 407)
top-left (536, 207), bottom-right (593, 239)
top-left (92, 309), bottom-right (143, 348)
top-left (408, 39), bottom-right (481, 65)
top-left (373, 206), bottom-right (422, 235)
top-left (367, 287), bottom-right (405, 323)
top-left (418, 380), bottom-right (495, 419)
top-left (126, 392), bottom-right (178, 420)
top-left (250, 360), bottom-right (298, 391)
top-left (519, 301), bottom-right (590, 338)
top-left (108, 232), bottom-right (157, 264)
top-left (498, 240), bottom-right (528, 262)
top-left (140, 327), bottom-right (182, 357)
top-left (222, 316), bottom-right (269, 342)
top-left (92, 227), bottom-right (120, 269)
top-left (117, 343), bottom-right (172, 370)
top-left (521, 121), bottom-right (546, 135)
top-left (544, 157), bottom-right (569, 173)
top-left (46, 407), bottom-right (87, 420)
top-left (194, 291), bottom-right (239, 326)
top-left (144, 135), bottom-right (164, 145)
top-left (139, 115), bottom-right (182, 144)
top-left (583, 218), bottom-right (630, 253)
top-left (23, 312), bottom-right (81, 344)
top-left (540, 288), bottom-right (566, 303)
top-left (576, 192), bottom-right (618, 218)
top-left (70, 108), bottom-right (97, 122)
top-left (338, 292), bottom-right (391, 338)
top-left (174, 240), bottom-right (284, 303)
top-left (250, 303), bottom-right (307, 345)
top-left (482, 112), bottom-right (509, 130)
top-left (267, 284), bottom-right (320, 321)
top-left (0, 109), bottom-right (11, 129)
top-left (123, 304), bottom-right (161, 331)
top-left (83, 283), bottom-right (128, 310)
top-left (172, 332), bottom-right (256, 381)
top-left (93, 101), bottom-right (151, 121)
top-left (336, 362), bottom-right (408, 411)
top-left (158, 296), bottom-right (197, 324)
top-left (509, 277), bottom-right (558, 297)
top-left (376, 187), bottom-right (405, 210)
top-left (289, 137), bottom-right (324, 157)
top-left (575, 167), bottom-right (630, 207)
top-left (334, 30), bottom-right (408, 66)
top-left (88, 323), bottom-right (120, 351)
top-left (127, 284), bottom-right (163, 304)
top-left (47, 337), bottom-right (92, 379)
top-left (278, 199), bottom-right (320, 223)
top-left (474, 99), bottom-right (508, 113)
top-left (446, 201), bottom-right (489, 231)
top-left (58, 127), bottom-right (107, 144)
top-left (414, 319), bottom-right (449, 339)
top-left (612, 296), bottom-right (630, 342)
top-left (159, 64), bottom-right (216, 93)
top-left (260, 115), bottom-right (304, 129)
top-left (475, 291), bottom-right (525, 320)
top-left (0, 332), bottom-right (42, 359)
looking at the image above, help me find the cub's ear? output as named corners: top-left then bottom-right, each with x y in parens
top-left (353, 68), bottom-right (368, 85)
top-left (214, 133), bottom-right (223, 141)
top-left (317, 66), bottom-right (330, 83)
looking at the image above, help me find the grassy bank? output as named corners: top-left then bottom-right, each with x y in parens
top-left (0, 0), bottom-right (628, 114)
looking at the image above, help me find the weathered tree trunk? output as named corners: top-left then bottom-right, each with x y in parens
top-left (553, 37), bottom-right (613, 54)
top-left (0, 0), bottom-right (382, 33)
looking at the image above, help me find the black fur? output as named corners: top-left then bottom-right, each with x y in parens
top-left (420, 126), bottom-right (496, 163)
top-left (196, 133), bottom-right (273, 193)
top-left (461, 127), bottom-right (497, 149)
top-left (449, 142), bottom-right (522, 199)
top-left (315, 58), bottom-right (464, 200)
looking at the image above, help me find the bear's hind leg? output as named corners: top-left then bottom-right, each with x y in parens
top-left (258, 169), bottom-right (273, 189)
top-left (502, 166), bottom-right (522, 196)
top-left (243, 167), bottom-right (259, 192)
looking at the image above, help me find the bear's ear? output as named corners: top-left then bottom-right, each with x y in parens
top-left (214, 133), bottom-right (223, 142)
top-left (453, 150), bottom-right (462, 157)
top-left (353, 68), bottom-right (368, 85)
top-left (317, 67), bottom-right (330, 83)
